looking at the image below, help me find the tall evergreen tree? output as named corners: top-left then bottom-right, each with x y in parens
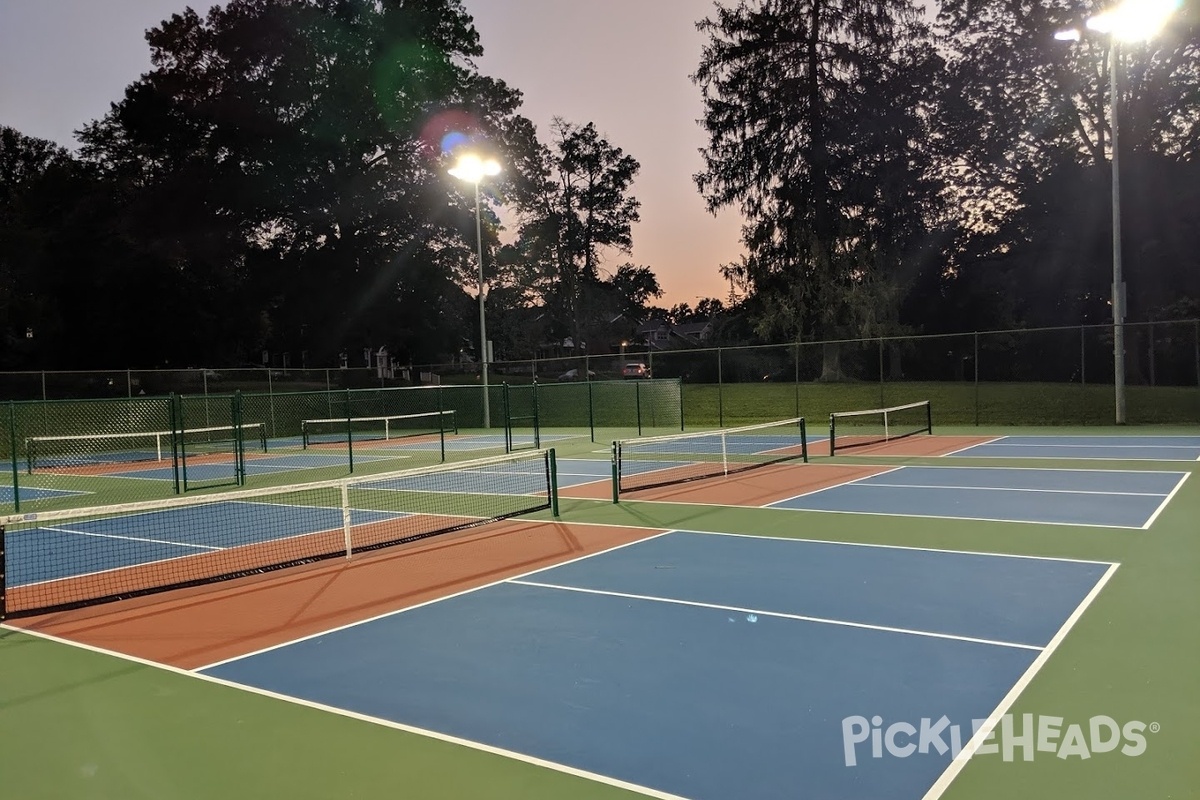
top-left (693, 0), bottom-right (942, 376)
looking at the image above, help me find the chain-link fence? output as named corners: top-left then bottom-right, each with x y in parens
top-left (2, 320), bottom-right (1197, 435)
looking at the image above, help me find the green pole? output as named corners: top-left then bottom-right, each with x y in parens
top-left (346, 388), bottom-right (354, 473)
top-left (974, 332), bottom-right (980, 427)
top-left (548, 448), bottom-right (559, 517)
top-left (678, 377), bottom-right (685, 431)
top-left (532, 380), bottom-right (541, 449)
top-left (503, 383), bottom-right (511, 453)
top-left (635, 380), bottom-right (642, 436)
top-left (878, 338), bottom-right (885, 407)
top-left (794, 342), bottom-right (800, 420)
top-left (588, 379), bottom-right (595, 443)
top-left (9, 401), bottom-right (20, 514)
top-left (169, 394), bottom-right (181, 494)
top-left (717, 348), bottom-right (724, 428)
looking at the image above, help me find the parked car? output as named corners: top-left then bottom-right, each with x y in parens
top-left (556, 368), bottom-right (597, 381)
top-left (621, 362), bottom-right (650, 379)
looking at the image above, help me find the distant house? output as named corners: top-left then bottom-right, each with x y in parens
top-left (636, 319), bottom-right (714, 350)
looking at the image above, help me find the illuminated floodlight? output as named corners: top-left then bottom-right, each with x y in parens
top-left (1086, 0), bottom-right (1181, 41)
top-left (1054, 28), bottom-right (1082, 41)
top-left (448, 153), bottom-right (502, 184)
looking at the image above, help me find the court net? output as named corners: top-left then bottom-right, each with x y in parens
top-left (0, 448), bottom-right (556, 619)
top-left (828, 400), bottom-right (932, 455)
top-left (301, 411), bottom-right (457, 448)
top-left (613, 418), bottom-right (808, 497)
top-left (26, 423), bottom-right (267, 473)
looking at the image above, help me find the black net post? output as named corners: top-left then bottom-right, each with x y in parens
top-left (611, 441), bottom-right (620, 504)
top-left (549, 448), bottom-right (559, 517)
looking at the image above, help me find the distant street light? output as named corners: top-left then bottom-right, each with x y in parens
top-left (448, 153), bottom-right (502, 428)
top-left (1056, 0), bottom-right (1179, 424)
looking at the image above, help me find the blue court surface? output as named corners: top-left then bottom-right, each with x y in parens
top-left (200, 530), bottom-right (1114, 800)
top-left (948, 435), bottom-right (1200, 461)
top-left (6, 501), bottom-right (406, 587)
top-left (0, 485), bottom-right (87, 503)
top-left (768, 466), bottom-right (1187, 528)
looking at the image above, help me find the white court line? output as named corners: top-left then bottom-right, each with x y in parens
top-left (840, 463), bottom-right (1190, 475)
top-left (1141, 472), bottom-right (1192, 530)
top-left (0, 625), bottom-right (688, 800)
top-left (964, 441), bottom-right (1200, 449)
top-left (680, 529), bottom-right (1116, 566)
top-left (939, 436), bottom-right (1005, 456)
top-left (508, 579), bottom-right (1043, 652)
top-left (41, 525), bottom-right (222, 551)
top-left (756, 504), bottom-right (1146, 531)
top-left (921, 563), bottom-right (1120, 800)
top-left (764, 466), bottom-right (904, 506)
top-left (838, 482), bottom-right (1171, 498)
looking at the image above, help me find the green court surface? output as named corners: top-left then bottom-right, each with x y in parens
top-left (3, 425), bottom-right (1199, 799)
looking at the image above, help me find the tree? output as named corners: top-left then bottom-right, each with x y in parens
top-left (935, 0), bottom-right (1200, 327)
top-left (75, 0), bottom-right (523, 365)
top-left (693, 0), bottom-right (943, 378)
top-left (503, 118), bottom-right (643, 360)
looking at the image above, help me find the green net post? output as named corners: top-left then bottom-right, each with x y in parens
top-left (794, 342), bottom-right (801, 420)
top-left (549, 448), bottom-right (559, 517)
top-left (8, 401), bottom-right (19, 514)
top-left (829, 414), bottom-right (836, 457)
top-left (611, 441), bottom-right (620, 504)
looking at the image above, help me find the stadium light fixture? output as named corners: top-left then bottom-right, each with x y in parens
top-left (449, 153), bottom-right (502, 428)
top-left (1054, 0), bottom-right (1178, 424)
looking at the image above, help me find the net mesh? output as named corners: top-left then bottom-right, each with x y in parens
top-left (24, 424), bottom-right (262, 472)
top-left (614, 418), bottom-right (808, 495)
top-left (300, 411), bottom-right (457, 448)
top-left (828, 400), bottom-right (932, 455)
top-left (1, 448), bottom-right (554, 618)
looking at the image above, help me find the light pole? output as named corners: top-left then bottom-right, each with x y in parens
top-left (1056, 0), bottom-right (1179, 424)
top-left (449, 153), bottom-right (501, 428)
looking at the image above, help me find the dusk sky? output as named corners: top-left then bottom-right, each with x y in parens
top-left (0, 0), bottom-right (743, 306)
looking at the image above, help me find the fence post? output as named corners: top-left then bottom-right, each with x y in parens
top-left (41, 371), bottom-right (46, 401)
top-left (8, 401), bottom-right (19, 514)
top-left (588, 379), bottom-right (596, 442)
top-left (346, 388), bottom-right (354, 473)
top-left (717, 348), bottom-right (724, 428)
top-left (973, 332), bottom-right (980, 427)
top-left (878, 338), bottom-right (885, 407)
top-left (635, 380), bottom-right (643, 436)
top-left (1080, 326), bottom-right (1086, 386)
top-left (793, 342), bottom-right (800, 419)
top-left (1148, 321), bottom-right (1156, 387)
top-left (1194, 320), bottom-right (1199, 388)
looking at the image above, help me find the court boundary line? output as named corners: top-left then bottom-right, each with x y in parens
top-left (920, 562), bottom-right (1121, 800)
top-left (676, 529), bottom-right (1116, 566)
top-left (507, 579), bottom-right (1044, 651)
top-left (824, 483), bottom-right (1172, 498)
top-left (939, 436), bottom-right (1005, 456)
top-left (942, 452), bottom-right (1200, 463)
top-left (0, 625), bottom-right (689, 800)
top-left (40, 524), bottom-right (222, 552)
top-left (756, 503), bottom-right (1149, 531)
top-left (1141, 472), bottom-right (1192, 529)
